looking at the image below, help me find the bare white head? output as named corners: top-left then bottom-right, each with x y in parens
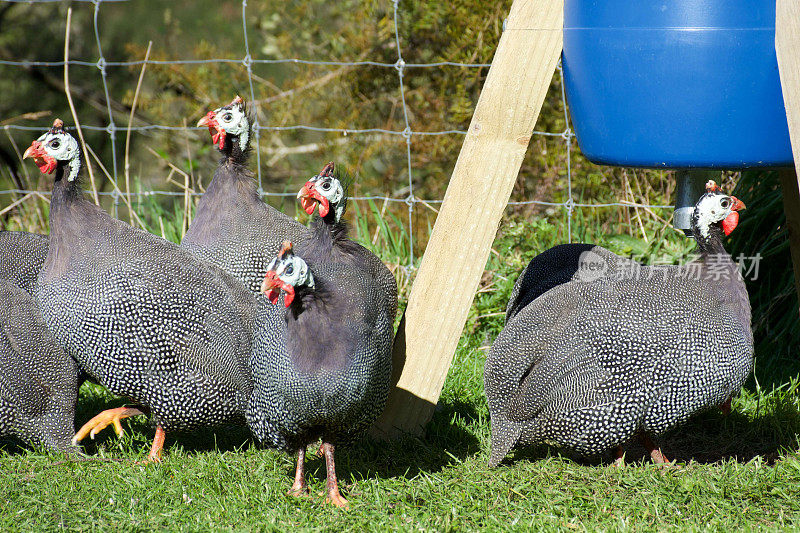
top-left (297, 162), bottom-right (346, 222)
top-left (261, 241), bottom-right (315, 307)
top-left (23, 119), bottom-right (81, 182)
top-left (692, 180), bottom-right (746, 239)
top-left (197, 95), bottom-right (250, 152)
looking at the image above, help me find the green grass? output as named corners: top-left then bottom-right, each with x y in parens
top-left (2, 193), bottom-right (800, 530)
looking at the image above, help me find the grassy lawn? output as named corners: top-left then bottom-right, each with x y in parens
top-left (2, 198), bottom-right (800, 530)
top-left (2, 360), bottom-right (800, 530)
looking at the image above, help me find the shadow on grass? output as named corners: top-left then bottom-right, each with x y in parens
top-left (504, 395), bottom-right (800, 468)
top-left (304, 399), bottom-right (482, 483)
top-left (71, 381), bottom-right (257, 457)
top-left (5, 381), bottom-right (483, 484)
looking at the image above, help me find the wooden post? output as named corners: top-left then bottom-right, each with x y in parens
top-left (776, 0), bottom-right (800, 311)
top-left (372, 0), bottom-right (565, 437)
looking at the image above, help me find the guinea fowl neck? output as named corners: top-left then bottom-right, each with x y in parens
top-left (218, 136), bottom-right (249, 167)
top-left (282, 275), bottom-right (351, 375)
top-left (691, 223), bottom-right (730, 260)
top-left (299, 216), bottom-right (362, 268)
top-left (50, 163), bottom-right (101, 218)
top-left (204, 147), bottom-right (259, 204)
top-left (312, 215), bottom-right (347, 242)
top-left (285, 275), bottom-right (331, 322)
top-left (44, 165), bottom-right (110, 278)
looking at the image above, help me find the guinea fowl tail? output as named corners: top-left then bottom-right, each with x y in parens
top-left (488, 415), bottom-right (523, 468)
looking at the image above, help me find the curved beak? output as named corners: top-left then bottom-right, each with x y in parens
top-left (23, 141), bottom-right (40, 160)
top-left (198, 111), bottom-right (226, 149)
top-left (23, 140), bottom-right (57, 174)
top-left (730, 196), bottom-right (746, 211)
top-left (297, 180), bottom-right (329, 216)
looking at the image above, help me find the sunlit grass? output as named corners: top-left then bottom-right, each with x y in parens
top-left (1, 182), bottom-right (799, 530)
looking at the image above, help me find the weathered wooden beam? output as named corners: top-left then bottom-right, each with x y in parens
top-left (779, 170), bottom-right (800, 304)
top-left (776, 0), bottom-right (800, 312)
top-left (372, 0), bottom-right (565, 438)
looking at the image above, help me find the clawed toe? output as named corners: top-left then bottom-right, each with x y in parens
top-left (72, 406), bottom-right (145, 445)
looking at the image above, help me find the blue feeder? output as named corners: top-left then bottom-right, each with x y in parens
top-left (562, 0), bottom-right (793, 170)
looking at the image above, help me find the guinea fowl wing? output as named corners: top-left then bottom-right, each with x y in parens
top-left (77, 231), bottom-right (254, 396)
top-left (0, 281), bottom-right (79, 452)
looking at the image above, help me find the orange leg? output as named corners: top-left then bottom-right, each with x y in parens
top-left (638, 434), bottom-right (671, 465)
top-left (322, 442), bottom-right (349, 509)
top-left (142, 426), bottom-right (166, 463)
top-left (72, 406), bottom-right (146, 445)
top-left (288, 447), bottom-right (309, 496)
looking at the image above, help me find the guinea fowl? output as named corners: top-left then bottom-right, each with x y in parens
top-left (485, 181), bottom-right (753, 467)
top-left (296, 162), bottom-right (398, 320)
top-left (247, 241), bottom-right (393, 507)
top-left (25, 120), bottom-right (260, 462)
top-left (183, 96), bottom-right (310, 294)
top-left (0, 232), bottom-right (79, 453)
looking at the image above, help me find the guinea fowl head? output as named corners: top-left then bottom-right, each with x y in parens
top-left (197, 95), bottom-right (251, 156)
top-left (691, 180), bottom-right (746, 244)
top-left (296, 162), bottom-right (347, 223)
top-left (23, 119), bottom-right (81, 182)
top-left (261, 241), bottom-right (315, 307)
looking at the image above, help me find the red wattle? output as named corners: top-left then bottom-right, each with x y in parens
top-left (37, 156), bottom-right (57, 175)
top-left (722, 211), bottom-right (739, 236)
top-left (317, 197), bottom-right (330, 217)
top-left (283, 285), bottom-right (295, 307)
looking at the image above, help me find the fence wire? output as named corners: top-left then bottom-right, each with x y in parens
top-left (0, 0), bottom-right (674, 268)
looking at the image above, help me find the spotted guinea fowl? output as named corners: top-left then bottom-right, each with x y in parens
top-left (485, 181), bottom-right (752, 467)
top-left (183, 96), bottom-right (310, 294)
top-left (296, 162), bottom-right (398, 321)
top-left (25, 119), bottom-right (260, 462)
top-left (0, 232), bottom-right (80, 453)
top-left (247, 241), bottom-right (393, 507)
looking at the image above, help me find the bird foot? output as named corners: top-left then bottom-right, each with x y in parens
top-left (325, 490), bottom-right (350, 509)
top-left (72, 406), bottom-right (145, 445)
top-left (321, 441), bottom-right (349, 509)
top-left (649, 448), bottom-right (673, 466)
top-left (638, 433), bottom-right (677, 467)
top-left (287, 481), bottom-right (310, 497)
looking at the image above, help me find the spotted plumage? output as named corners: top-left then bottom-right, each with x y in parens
top-left (0, 230), bottom-right (80, 453)
top-left (485, 182), bottom-right (753, 466)
top-left (0, 231), bottom-right (49, 293)
top-left (247, 238), bottom-right (393, 507)
top-left (26, 120), bottom-right (263, 460)
top-left (183, 96), bottom-right (310, 294)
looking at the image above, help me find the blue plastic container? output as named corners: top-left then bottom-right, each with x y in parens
top-left (562, 1), bottom-right (793, 168)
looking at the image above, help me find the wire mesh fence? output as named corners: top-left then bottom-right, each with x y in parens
top-left (0, 0), bottom-right (675, 270)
